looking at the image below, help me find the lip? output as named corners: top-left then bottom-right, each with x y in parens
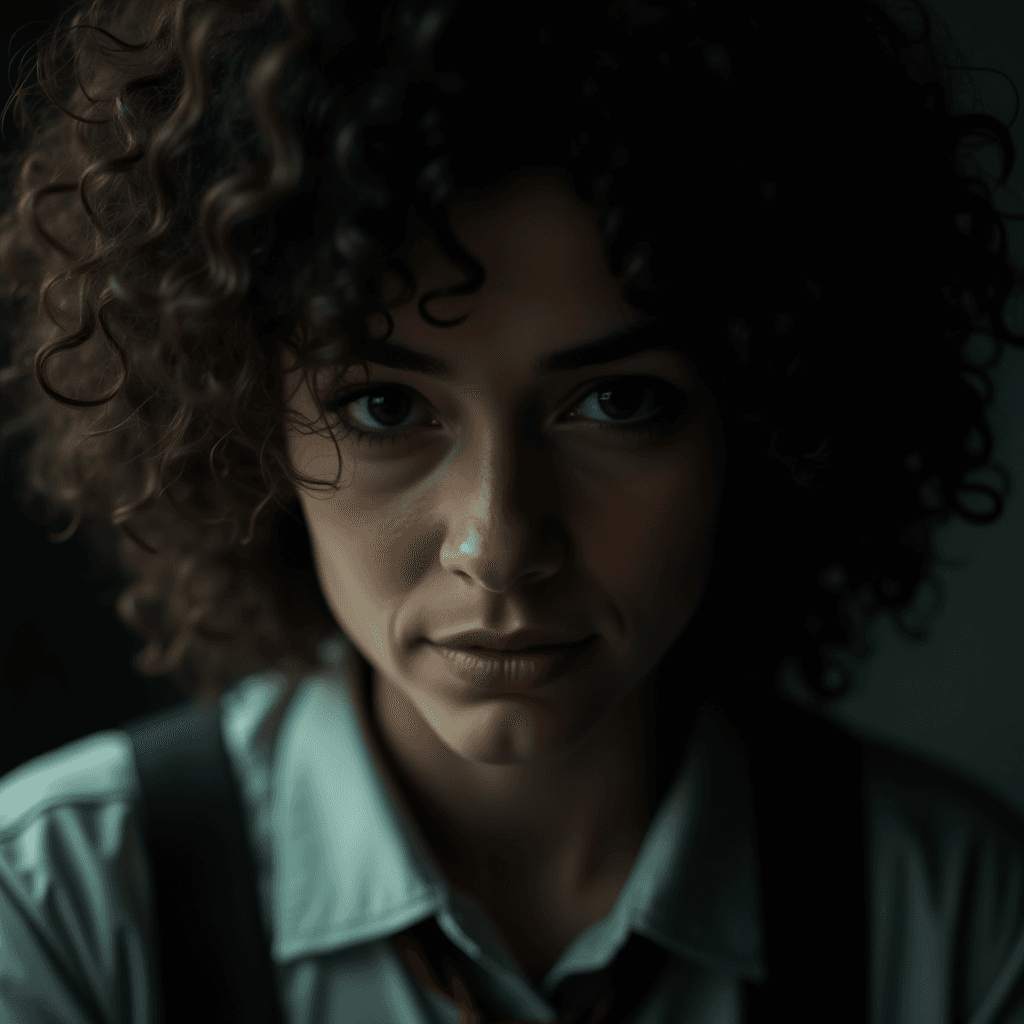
top-left (428, 635), bottom-right (598, 693)
top-left (431, 627), bottom-right (590, 652)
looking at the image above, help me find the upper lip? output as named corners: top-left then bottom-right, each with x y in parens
top-left (430, 628), bottom-right (592, 652)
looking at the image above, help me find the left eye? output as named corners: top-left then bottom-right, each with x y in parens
top-left (574, 378), bottom-right (664, 424)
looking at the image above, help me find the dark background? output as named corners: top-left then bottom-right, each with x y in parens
top-left (1, 2), bottom-right (1022, 807)
top-left (820, 1), bottom-right (1024, 817)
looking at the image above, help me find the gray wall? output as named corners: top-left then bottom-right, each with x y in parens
top-left (828, 1), bottom-right (1024, 815)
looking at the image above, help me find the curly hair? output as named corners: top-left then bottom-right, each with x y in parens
top-left (0, 0), bottom-right (1020, 715)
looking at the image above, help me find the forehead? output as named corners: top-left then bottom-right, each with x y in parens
top-left (381, 174), bottom-right (639, 368)
top-left (420, 175), bottom-right (604, 278)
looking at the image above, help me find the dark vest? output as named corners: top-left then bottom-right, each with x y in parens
top-left (123, 693), bottom-right (866, 1023)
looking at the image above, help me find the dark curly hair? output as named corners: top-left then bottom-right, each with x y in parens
top-left (0, 0), bottom-right (1020, 715)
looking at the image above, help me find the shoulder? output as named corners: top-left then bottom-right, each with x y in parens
top-left (862, 735), bottom-right (1024, 873)
top-left (0, 729), bottom-right (139, 829)
top-left (860, 735), bottom-right (1024, 1022)
top-left (0, 730), bottom-right (153, 1023)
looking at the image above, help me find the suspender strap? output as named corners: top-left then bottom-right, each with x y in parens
top-left (124, 694), bottom-right (866, 1023)
top-left (739, 696), bottom-right (868, 1022)
top-left (123, 700), bottom-right (286, 1024)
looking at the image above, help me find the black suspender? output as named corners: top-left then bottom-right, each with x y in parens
top-left (740, 696), bottom-right (868, 1023)
top-left (124, 694), bottom-right (866, 1023)
top-left (123, 700), bottom-right (286, 1024)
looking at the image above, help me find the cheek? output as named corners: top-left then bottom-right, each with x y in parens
top-left (394, 524), bottom-right (446, 590)
top-left (301, 486), bottom-right (435, 614)
top-left (299, 497), bottom-right (370, 620)
top-left (573, 452), bottom-right (717, 606)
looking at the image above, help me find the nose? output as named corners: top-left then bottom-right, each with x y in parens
top-left (440, 428), bottom-right (564, 592)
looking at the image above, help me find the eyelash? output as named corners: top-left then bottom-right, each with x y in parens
top-left (326, 376), bottom-right (688, 449)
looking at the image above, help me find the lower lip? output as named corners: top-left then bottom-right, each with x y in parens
top-left (429, 637), bottom-right (598, 693)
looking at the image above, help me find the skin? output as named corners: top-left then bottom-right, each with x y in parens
top-left (281, 172), bottom-right (725, 982)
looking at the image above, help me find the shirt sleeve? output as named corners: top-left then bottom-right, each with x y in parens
top-left (0, 732), bottom-right (157, 1024)
top-left (865, 742), bottom-right (1024, 1024)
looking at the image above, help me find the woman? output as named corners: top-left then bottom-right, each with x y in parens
top-left (0, 0), bottom-right (1022, 1021)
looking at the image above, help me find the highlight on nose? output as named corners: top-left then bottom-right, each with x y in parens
top-left (442, 502), bottom-right (561, 591)
top-left (442, 518), bottom-right (523, 590)
top-left (458, 525), bottom-right (481, 557)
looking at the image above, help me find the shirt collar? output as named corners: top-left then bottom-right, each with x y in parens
top-left (224, 640), bottom-right (764, 981)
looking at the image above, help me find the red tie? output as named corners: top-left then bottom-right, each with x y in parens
top-left (392, 916), bottom-right (673, 1024)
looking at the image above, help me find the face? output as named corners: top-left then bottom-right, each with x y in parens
top-left (282, 174), bottom-right (724, 769)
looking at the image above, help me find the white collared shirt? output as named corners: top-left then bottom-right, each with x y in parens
top-left (1, 642), bottom-right (1023, 1022)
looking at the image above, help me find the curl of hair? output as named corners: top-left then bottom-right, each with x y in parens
top-left (1, 0), bottom-right (1020, 714)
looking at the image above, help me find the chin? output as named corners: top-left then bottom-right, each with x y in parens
top-left (435, 698), bottom-right (606, 767)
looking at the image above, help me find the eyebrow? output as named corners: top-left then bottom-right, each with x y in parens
top-left (351, 317), bottom-right (673, 376)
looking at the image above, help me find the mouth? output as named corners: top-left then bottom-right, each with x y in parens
top-left (428, 635), bottom-right (598, 693)
top-left (464, 641), bottom-right (584, 654)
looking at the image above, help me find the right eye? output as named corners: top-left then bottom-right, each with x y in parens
top-left (328, 384), bottom-right (437, 444)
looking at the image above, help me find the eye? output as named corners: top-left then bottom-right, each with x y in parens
top-left (326, 375), bottom-right (689, 449)
top-left (328, 384), bottom-right (436, 445)
top-left (576, 378), bottom-right (659, 423)
top-left (346, 388), bottom-right (418, 430)
top-left (566, 376), bottom-right (688, 436)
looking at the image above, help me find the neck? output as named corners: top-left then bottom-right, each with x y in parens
top-left (353, 648), bottom-right (697, 898)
